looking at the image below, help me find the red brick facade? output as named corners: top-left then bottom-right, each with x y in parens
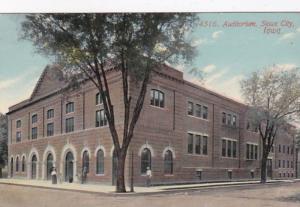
top-left (7, 65), bottom-right (296, 186)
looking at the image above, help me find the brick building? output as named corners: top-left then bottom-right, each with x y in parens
top-left (7, 64), bottom-right (296, 185)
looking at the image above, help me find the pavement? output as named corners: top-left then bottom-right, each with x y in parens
top-left (1, 179), bottom-right (300, 207)
top-left (0, 178), bottom-right (296, 195)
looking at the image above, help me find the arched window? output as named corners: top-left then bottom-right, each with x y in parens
top-left (16, 157), bottom-right (19, 172)
top-left (31, 155), bottom-right (37, 179)
top-left (141, 148), bottom-right (151, 174)
top-left (65, 152), bottom-right (74, 182)
top-left (82, 151), bottom-right (89, 173)
top-left (46, 154), bottom-right (54, 180)
top-left (164, 150), bottom-right (173, 175)
top-left (22, 156), bottom-right (25, 172)
top-left (150, 89), bottom-right (164, 108)
top-left (96, 149), bottom-right (104, 174)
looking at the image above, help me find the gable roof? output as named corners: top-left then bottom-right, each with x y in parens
top-left (29, 64), bottom-right (66, 101)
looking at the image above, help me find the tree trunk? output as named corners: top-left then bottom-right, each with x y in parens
top-left (261, 144), bottom-right (268, 183)
top-left (0, 168), bottom-right (2, 178)
top-left (116, 150), bottom-right (127, 193)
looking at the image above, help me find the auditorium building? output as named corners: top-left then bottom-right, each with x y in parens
top-left (7, 64), bottom-right (296, 186)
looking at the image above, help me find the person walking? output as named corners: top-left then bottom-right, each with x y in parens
top-left (146, 167), bottom-right (152, 187)
top-left (51, 167), bottom-right (57, 184)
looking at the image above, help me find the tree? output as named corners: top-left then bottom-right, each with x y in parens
top-left (21, 13), bottom-right (198, 192)
top-left (0, 113), bottom-right (8, 178)
top-left (240, 65), bottom-right (300, 183)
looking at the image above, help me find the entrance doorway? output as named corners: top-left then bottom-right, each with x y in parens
top-left (65, 152), bottom-right (74, 183)
top-left (267, 158), bottom-right (272, 178)
top-left (31, 155), bottom-right (37, 179)
top-left (112, 150), bottom-right (118, 185)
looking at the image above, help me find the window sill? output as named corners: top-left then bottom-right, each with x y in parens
top-left (66, 111), bottom-right (75, 115)
top-left (164, 174), bottom-right (174, 177)
top-left (95, 174), bottom-right (105, 176)
top-left (221, 156), bottom-right (238, 160)
top-left (149, 105), bottom-right (166, 110)
top-left (186, 153), bottom-right (208, 157)
top-left (187, 115), bottom-right (209, 121)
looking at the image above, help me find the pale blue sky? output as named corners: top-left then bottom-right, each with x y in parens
top-left (0, 13), bottom-right (299, 113)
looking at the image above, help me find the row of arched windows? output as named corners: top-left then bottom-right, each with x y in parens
top-left (10, 146), bottom-right (174, 178)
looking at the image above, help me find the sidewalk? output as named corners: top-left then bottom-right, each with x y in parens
top-left (0, 178), bottom-right (294, 195)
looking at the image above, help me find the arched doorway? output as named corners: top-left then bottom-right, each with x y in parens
top-left (10, 157), bottom-right (13, 177)
top-left (65, 151), bottom-right (74, 183)
top-left (46, 154), bottom-right (54, 180)
top-left (112, 150), bottom-right (118, 185)
top-left (31, 155), bottom-right (37, 179)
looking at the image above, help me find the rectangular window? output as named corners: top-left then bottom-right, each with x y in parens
top-left (232, 141), bottom-right (237, 158)
top-left (283, 145), bottom-right (285, 153)
top-left (278, 160), bottom-right (281, 168)
top-left (47, 109), bottom-right (54, 119)
top-left (227, 140), bottom-right (232, 157)
top-left (202, 106), bottom-right (208, 119)
top-left (287, 147), bottom-right (290, 154)
top-left (154, 90), bottom-right (159, 106)
top-left (66, 102), bottom-right (74, 114)
top-left (246, 143), bottom-right (258, 160)
top-left (232, 115), bottom-right (237, 127)
top-left (246, 144), bottom-right (250, 159)
top-left (99, 110), bottom-right (107, 127)
top-left (195, 135), bottom-right (201, 154)
top-left (195, 104), bottom-right (201, 118)
top-left (188, 101), bottom-right (194, 116)
top-left (222, 138), bottom-right (237, 158)
top-left (16, 131), bottom-right (21, 142)
top-left (283, 160), bottom-right (285, 168)
top-left (222, 139), bottom-right (226, 157)
top-left (278, 145), bottom-right (281, 153)
top-left (202, 136), bottom-right (208, 155)
top-left (16, 120), bottom-right (21, 128)
top-left (96, 92), bottom-right (103, 105)
top-left (65, 117), bottom-right (74, 133)
top-left (96, 110), bottom-right (108, 127)
top-left (150, 89), bottom-right (164, 108)
top-left (227, 114), bottom-right (232, 125)
top-left (32, 114), bottom-right (37, 124)
top-left (47, 123), bottom-right (54, 136)
top-left (222, 112), bottom-right (226, 124)
top-left (250, 144), bottom-right (254, 159)
top-left (31, 127), bottom-right (37, 139)
top-left (187, 133), bottom-right (193, 154)
top-left (287, 161), bottom-right (289, 168)
top-left (254, 145), bottom-right (258, 160)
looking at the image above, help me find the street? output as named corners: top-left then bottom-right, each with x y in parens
top-left (0, 182), bottom-right (300, 207)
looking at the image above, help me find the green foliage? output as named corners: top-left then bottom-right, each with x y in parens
top-left (0, 113), bottom-right (8, 168)
top-left (21, 13), bottom-right (198, 81)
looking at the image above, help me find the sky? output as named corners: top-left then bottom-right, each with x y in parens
top-left (0, 13), bottom-right (300, 113)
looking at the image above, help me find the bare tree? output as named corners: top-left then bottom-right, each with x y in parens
top-left (241, 65), bottom-right (300, 183)
top-left (21, 13), bottom-right (198, 192)
top-left (0, 113), bottom-right (8, 178)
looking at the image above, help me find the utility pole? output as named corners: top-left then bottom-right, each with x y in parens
top-left (130, 150), bottom-right (134, 192)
